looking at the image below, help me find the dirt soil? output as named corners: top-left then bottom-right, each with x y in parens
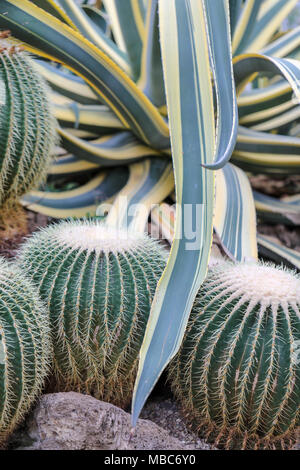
top-left (0, 209), bottom-right (50, 259)
top-left (141, 397), bottom-right (214, 450)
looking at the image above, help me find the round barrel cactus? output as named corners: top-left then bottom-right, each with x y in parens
top-left (18, 219), bottom-right (167, 407)
top-left (0, 31), bottom-right (56, 209)
top-left (169, 261), bottom-right (300, 450)
top-left (0, 257), bottom-right (51, 447)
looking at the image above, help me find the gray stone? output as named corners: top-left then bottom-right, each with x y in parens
top-left (10, 392), bottom-right (198, 450)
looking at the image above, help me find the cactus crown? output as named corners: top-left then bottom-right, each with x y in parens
top-left (0, 257), bottom-right (51, 446)
top-left (169, 260), bottom-right (300, 450)
top-left (55, 221), bottom-right (153, 252)
top-left (0, 32), bottom-right (57, 208)
top-left (18, 219), bottom-right (167, 407)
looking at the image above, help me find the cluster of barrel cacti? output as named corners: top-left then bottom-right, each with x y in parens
top-left (0, 27), bottom-right (298, 452)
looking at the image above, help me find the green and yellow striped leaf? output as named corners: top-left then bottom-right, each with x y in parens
top-left (138, 0), bottom-right (165, 109)
top-left (53, 100), bottom-right (124, 135)
top-left (29, 0), bottom-right (76, 26)
top-left (57, 0), bottom-right (131, 76)
top-left (232, 0), bottom-right (298, 56)
top-left (239, 97), bottom-right (299, 133)
top-left (21, 167), bottom-right (128, 218)
top-left (102, 0), bottom-right (145, 80)
top-left (233, 126), bottom-right (300, 174)
top-left (234, 53), bottom-right (300, 99)
top-left (34, 60), bottom-right (101, 105)
top-left (132, 0), bottom-right (236, 425)
top-left (203, 0), bottom-right (238, 169)
top-left (229, 0), bottom-right (243, 38)
top-left (48, 154), bottom-right (99, 177)
top-left (214, 163), bottom-right (258, 261)
top-left (0, 0), bottom-right (170, 149)
top-left (237, 80), bottom-right (293, 120)
top-left (232, 0), bottom-right (261, 56)
top-left (81, 4), bottom-right (111, 36)
top-left (103, 158), bottom-right (174, 232)
top-left (58, 129), bottom-right (163, 166)
top-left (262, 25), bottom-right (300, 59)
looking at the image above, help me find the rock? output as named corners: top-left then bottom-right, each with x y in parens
top-left (9, 392), bottom-right (198, 451)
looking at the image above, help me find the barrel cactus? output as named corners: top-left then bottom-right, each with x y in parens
top-left (169, 261), bottom-right (300, 450)
top-left (0, 257), bottom-right (51, 447)
top-left (17, 219), bottom-right (167, 407)
top-left (0, 30), bottom-right (56, 212)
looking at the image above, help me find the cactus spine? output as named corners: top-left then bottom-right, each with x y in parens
top-left (0, 257), bottom-right (51, 446)
top-left (0, 31), bottom-right (56, 210)
top-left (169, 261), bottom-right (300, 449)
top-left (18, 219), bottom-right (167, 407)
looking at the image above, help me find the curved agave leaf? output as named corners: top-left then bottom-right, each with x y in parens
top-left (233, 0), bottom-right (298, 55)
top-left (232, 0), bottom-right (261, 56)
top-left (48, 154), bottom-right (100, 176)
top-left (238, 81), bottom-right (293, 119)
top-left (21, 167), bottom-right (128, 218)
top-left (81, 5), bottom-right (111, 36)
top-left (229, 0), bottom-right (243, 38)
top-left (239, 97), bottom-right (298, 132)
top-left (0, 0), bottom-right (170, 150)
top-left (214, 163), bottom-right (258, 262)
top-left (151, 163), bottom-right (259, 264)
top-left (102, 0), bottom-right (145, 80)
top-left (138, 0), bottom-right (166, 109)
top-left (234, 53), bottom-right (300, 99)
top-left (103, 158), bottom-right (174, 232)
top-left (233, 126), bottom-right (300, 174)
top-left (202, 0), bottom-right (238, 169)
top-left (132, 0), bottom-right (222, 426)
top-left (262, 25), bottom-right (300, 59)
top-left (34, 60), bottom-right (101, 105)
top-left (57, 0), bottom-right (131, 75)
top-left (29, 0), bottom-right (76, 26)
top-left (53, 100), bottom-right (124, 134)
top-left (58, 129), bottom-right (163, 166)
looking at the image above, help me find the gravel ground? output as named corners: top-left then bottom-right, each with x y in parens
top-left (140, 398), bottom-right (215, 450)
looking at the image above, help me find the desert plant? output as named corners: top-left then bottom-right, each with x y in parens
top-left (17, 218), bottom-right (167, 407)
top-left (2, 0), bottom-right (300, 426)
top-left (169, 260), bottom-right (300, 449)
top-left (0, 30), bottom-right (56, 225)
top-left (0, 257), bottom-right (51, 447)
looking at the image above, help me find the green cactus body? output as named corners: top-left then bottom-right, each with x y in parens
top-left (0, 37), bottom-right (56, 208)
top-left (169, 261), bottom-right (300, 449)
top-left (0, 257), bottom-right (51, 446)
top-left (18, 219), bottom-right (167, 407)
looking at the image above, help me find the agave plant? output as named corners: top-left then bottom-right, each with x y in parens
top-left (1, 0), bottom-right (300, 426)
